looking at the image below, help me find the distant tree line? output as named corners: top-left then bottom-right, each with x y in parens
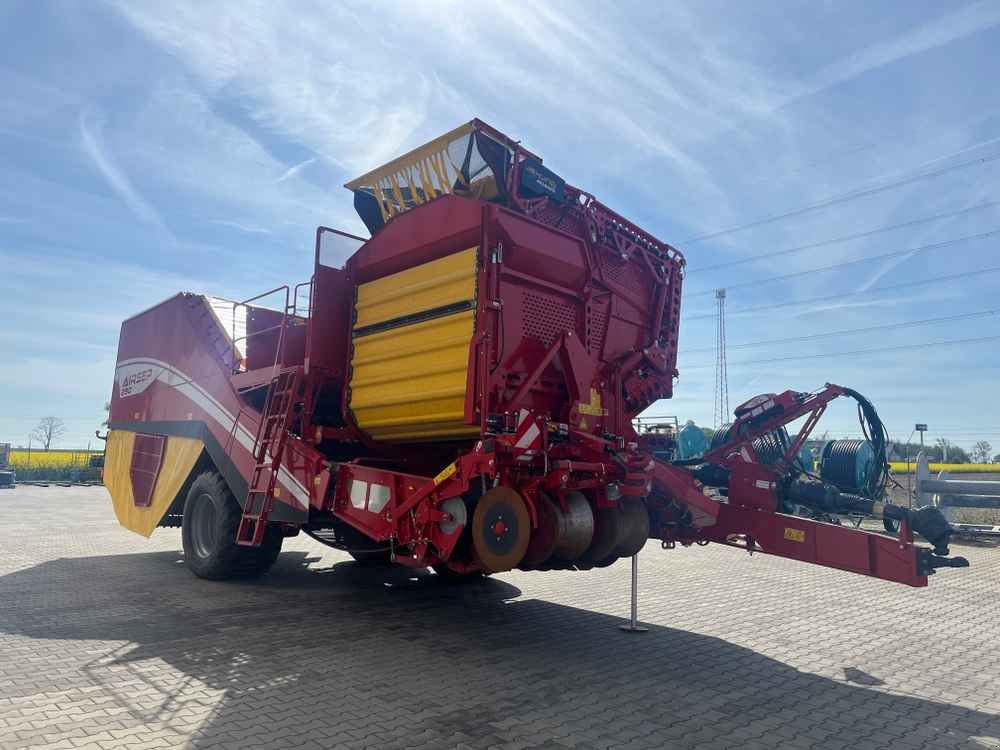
top-left (886, 440), bottom-right (972, 464)
top-left (696, 428), bottom-right (995, 465)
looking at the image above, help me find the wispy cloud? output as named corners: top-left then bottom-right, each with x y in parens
top-left (78, 109), bottom-right (166, 230)
top-left (276, 157), bottom-right (315, 183)
top-left (802, 1), bottom-right (1000, 101)
top-left (208, 218), bottom-right (272, 235)
top-left (3, 2), bottom-right (998, 447)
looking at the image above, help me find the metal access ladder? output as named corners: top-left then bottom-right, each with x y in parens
top-left (236, 367), bottom-right (302, 546)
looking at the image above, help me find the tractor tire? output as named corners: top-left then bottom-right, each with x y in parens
top-left (181, 471), bottom-right (283, 580)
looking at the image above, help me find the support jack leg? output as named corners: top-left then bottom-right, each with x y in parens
top-left (619, 553), bottom-right (648, 633)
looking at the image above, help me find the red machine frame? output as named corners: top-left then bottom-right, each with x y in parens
top-left (108, 119), bottom-right (963, 589)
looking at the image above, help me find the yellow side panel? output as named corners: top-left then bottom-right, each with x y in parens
top-left (350, 310), bottom-right (479, 441)
top-left (350, 246), bottom-right (480, 441)
top-left (104, 430), bottom-right (204, 538)
top-left (355, 246), bottom-right (478, 328)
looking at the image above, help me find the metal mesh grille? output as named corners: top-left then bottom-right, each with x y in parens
top-left (586, 302), bottom-right (609, 356)
top-left (529, 203), bottom-right (587, 238)
top-left (600, 252), bottom-right (649, 296)
top-left (523, 291), bottom-right (579, 347)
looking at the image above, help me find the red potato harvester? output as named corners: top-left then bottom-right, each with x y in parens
top-left (104, 120), bottom-right (967, 586)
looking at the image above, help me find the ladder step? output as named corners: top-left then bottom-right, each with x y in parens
top-left (239, 367), bottom-right (302, 546)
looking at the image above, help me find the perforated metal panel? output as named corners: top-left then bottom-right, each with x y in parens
top-left (522, 291), bottom-right (580, 348)
top-left (586, 300), bottom-right (610, 356)
top-left (600, 252), bottom-right (649, 296)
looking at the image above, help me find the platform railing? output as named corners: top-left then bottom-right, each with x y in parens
top-left (915, 451), bottom-right (1000, 537)
top-left (228, 281), bottom-right (312, 374)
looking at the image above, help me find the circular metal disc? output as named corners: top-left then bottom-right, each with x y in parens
top-left (593, 553), bottom-right (620, 568)
top-left (582, 507), bottom-right (623, 562)
top-left (552, 490), bottom-right (594, 561)
top-left (438, 496), bottom-right (468, 535)
top-left (471, 487), bottom-right (531, 573)
top-left (612, 497), bottom-right (651, 558)
top-left (521, 491), bottom-right (559, 568)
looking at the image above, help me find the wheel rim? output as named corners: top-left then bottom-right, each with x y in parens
top-left (189, 493), bottom-right (217, 559)
top-left (471, 487), bottom-right (531, 573)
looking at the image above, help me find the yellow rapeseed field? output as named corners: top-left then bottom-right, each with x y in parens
top-left (889, 462), bottom-right (1000, 474)
top-left (8, 449), bottom-right (103, 469)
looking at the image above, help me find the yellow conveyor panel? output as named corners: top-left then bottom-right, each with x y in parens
top-left (104, 429), bottom-right (203, 537)
top-left (349, 247), bottom-right (480, 441)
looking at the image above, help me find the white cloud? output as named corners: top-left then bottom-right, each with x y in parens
top-left (208, 218), bottom-right (273, 235)
top-left (803, 1), bottom-right (1000, 101)
top-left (108, 2), bottom-right (434, 174)
top-left (78, 109), bottom-right (167, 230)
top-left (276, 157), bottom-right (315, 183)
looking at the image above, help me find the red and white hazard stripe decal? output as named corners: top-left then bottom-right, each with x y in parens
top-left (514, 409), bottom-right (543, 462)
top-left (115, 357), bottom-right (311, 508)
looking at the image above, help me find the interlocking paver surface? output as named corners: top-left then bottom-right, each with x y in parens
top-left (1, 486), bottom-right (997, 749)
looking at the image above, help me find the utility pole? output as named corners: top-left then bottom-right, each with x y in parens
top-left (713, 288), bottom-right (729, 428)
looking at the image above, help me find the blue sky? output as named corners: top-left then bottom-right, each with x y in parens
top-left (1, 1), bottom-right (999, 451)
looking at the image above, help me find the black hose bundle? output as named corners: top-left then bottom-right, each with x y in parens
top-left (712, 424), bottom-right (793, 466)
top-left (840, 388), bottom-right (891, 500)
top-left (820, 439), bottom-right (873, 493)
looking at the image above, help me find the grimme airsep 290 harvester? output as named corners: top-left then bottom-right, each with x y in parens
top-left (105, 120), bottom-right (968, 586)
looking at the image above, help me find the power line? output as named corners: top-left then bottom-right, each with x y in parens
top-left (683, 333), bottom-right (1000, 370)
top-left (0, 416), bottom-right (103, 421)
top-left (679, 308), bottom-right (1000, 354)
top-left (686, 200), bottom-right (1000, 274)
top-left (684, 265), bottom-right (1000, 321)
top-left (682, 149), bottom-right (1000, 244)
top-left (713, 289), bottom-right (729, 428)
top-left (891, 428), bottom-right (1000, 433)
top-left (685, 229), bottom-right (998, 298)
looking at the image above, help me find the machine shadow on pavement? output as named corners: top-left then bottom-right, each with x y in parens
top-left (1, 548), bottom-right (997, 750)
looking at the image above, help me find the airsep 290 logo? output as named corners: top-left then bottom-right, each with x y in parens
top-left (115, 363), bottom-right (163, 398)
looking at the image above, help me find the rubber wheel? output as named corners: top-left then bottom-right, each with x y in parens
top-left (181, 471), bottom-right (283, 580)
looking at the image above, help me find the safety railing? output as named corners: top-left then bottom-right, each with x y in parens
top-left (915, 451), bottom-right (1000, 538)
top-left (633, 415), bottom-right (680, 434)
top-left (229, 280), bottom-right (313, 374)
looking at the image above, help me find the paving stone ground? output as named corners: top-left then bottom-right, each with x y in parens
top-left (0, 486), bottom-right (998, 750)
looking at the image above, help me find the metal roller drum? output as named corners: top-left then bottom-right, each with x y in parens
top-left (582, 507), bottom-right (623, 563)
top-left (551, 490), bottom-right (594, 560)
top-left (611, 497), bottom-right (650, 558)
top-left (520, 491), bottom-right (560, 568)
top-left (438, 496), bottom-right (468, 535)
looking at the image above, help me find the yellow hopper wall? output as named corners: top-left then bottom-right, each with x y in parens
top-left (349, 247), bottom-right (480, 441)
top-left (104, 429), bottom-right (204, 537)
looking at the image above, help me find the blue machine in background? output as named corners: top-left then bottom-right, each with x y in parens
top-left (678, 422), bottom-right (710, 460)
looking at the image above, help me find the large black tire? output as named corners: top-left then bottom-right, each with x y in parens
top-left (181, 471), bottom-right (283, 580)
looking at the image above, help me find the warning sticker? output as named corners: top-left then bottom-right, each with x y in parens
top-left (578, 388), bottom-right (607, 416)
top-left (434, 462), bottom-right (457, 486)
top-left (784, 527), bottom-right (806, 543)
